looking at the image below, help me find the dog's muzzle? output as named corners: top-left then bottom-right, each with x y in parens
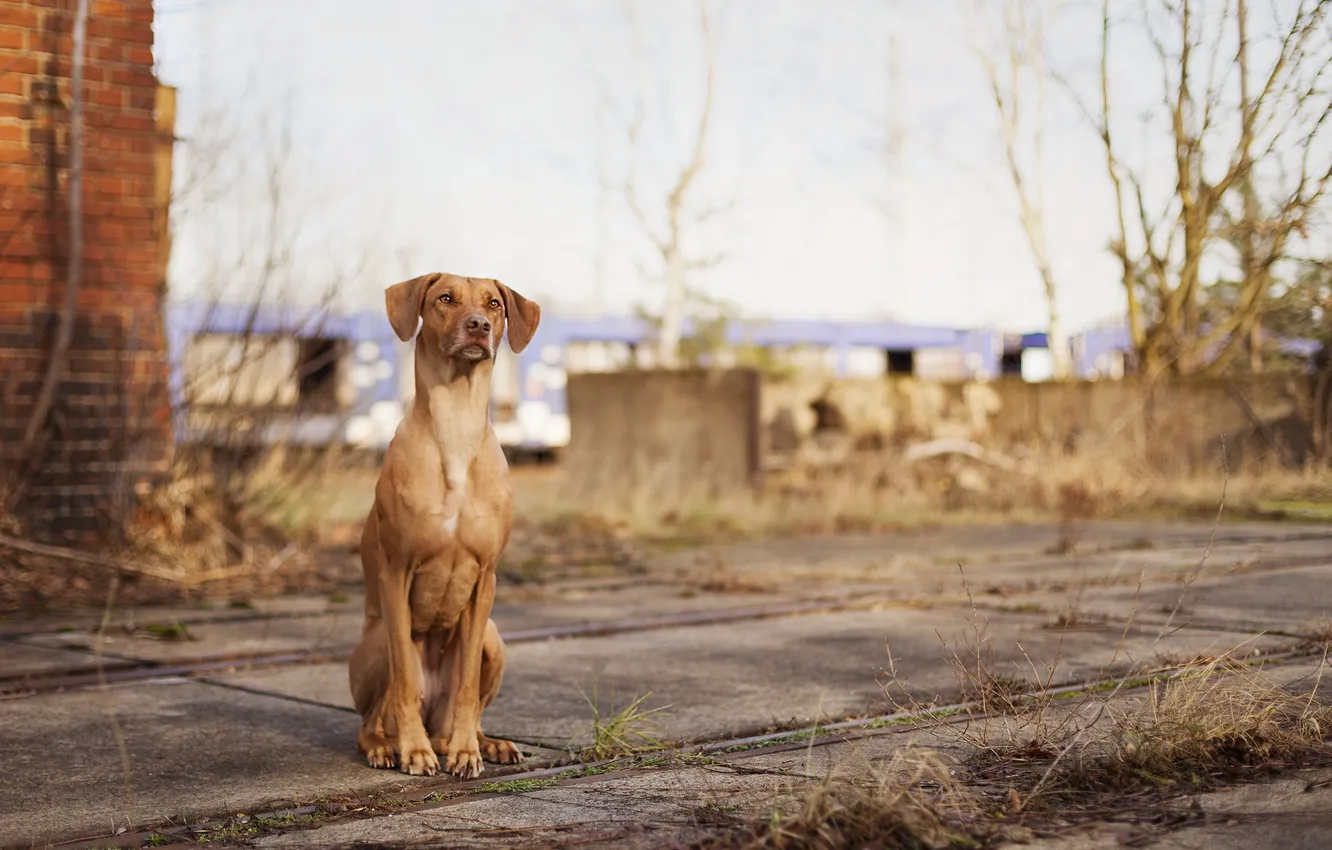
top-left (452, 315), bottom-right (494, 361)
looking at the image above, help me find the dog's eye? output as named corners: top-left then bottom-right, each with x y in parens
top-left (488, 298), bottom-right (501, 309)
top-left (438, 293), bottom-right (452, 304)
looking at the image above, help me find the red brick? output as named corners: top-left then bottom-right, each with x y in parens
top-left (85, 16), bottom-right (114, 39)
top-left (112, 22), bottom-right (150, 45)
top-left (0, 52), bottom-right (38, 75)
top-left (0, 164), bottom-right (30, 187)
top-left (0, 7), bottom-right (38, 29)
top-left (90, 85), bottom-right (122, 108)
top-left (93, 0), bottom-right (128, 20)
top-left (81, 64), bottom-right (109, 84)
top-left (108, 112), bottom-right (149, 132)
top-left (0, 26), bottom-right (25, 50)
top-left (94, 132), bottom-right (126, 151)
top-left (91, 39), bottom-right (119, 60)
top-left (0, 98), bottom-right (30, 120)
top-left (0, 282), bottom-right (40, 305)
top-left (127, 86), bottom-right (152, 111)
top-left (43, 34), bottom-right (75, 59)
top-left (109, 64), bottom-right (151, 88)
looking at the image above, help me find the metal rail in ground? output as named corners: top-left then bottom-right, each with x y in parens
top-left (7, 549), bottom-right (1331, 699)
top-left (0, 595), bottom-right (899, 697)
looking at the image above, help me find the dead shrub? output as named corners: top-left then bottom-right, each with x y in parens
top-left (703, 748), bottom-right (989, 850)
top-left (1062, 654), bottom-right (1332, 793)
top-left (879, 566), bottom-right (1080, 757)
top-left (526, 430), bottom-right (1330, 545)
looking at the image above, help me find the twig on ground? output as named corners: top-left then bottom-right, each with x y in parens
top-left (0, 532), bottom-right (258, 585)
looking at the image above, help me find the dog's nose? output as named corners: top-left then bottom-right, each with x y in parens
top-left (465, 315), bottom-right (492, 334)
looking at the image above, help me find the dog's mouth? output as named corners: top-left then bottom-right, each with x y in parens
top-left (453, 343), bottom-right (491, 361)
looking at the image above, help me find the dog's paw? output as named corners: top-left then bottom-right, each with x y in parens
top-left (366, 743), bottom-right (398, 770)
top-left (446, 736), bottom-right (484, 779)
top-left (398, 736), bottom-right (440, 777)
top-left (358, 731), bottom-right (398, 770)
top-left (480, 735), bottom-right (525, 765)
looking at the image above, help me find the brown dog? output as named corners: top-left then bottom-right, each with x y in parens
top-left (348, 273), bottom-right (540, 778)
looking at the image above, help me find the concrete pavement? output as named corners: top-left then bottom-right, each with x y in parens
top-left (2, 519), bottom-right (1330, 848)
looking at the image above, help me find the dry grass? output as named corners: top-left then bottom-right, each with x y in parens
top-left (863, 533), bottom-right (1332, 831)
top-left (875, 565), bottom-right (1083, 758)
top-left (577, 687), bottom-right (673, 761)
top-left (515, 446), bottom-right (1331, 546)
top-left (1296, 618), bottom-right (1332, 645)
top-left (1059, 653), bottom-right (1332, 795)
top-left (121, 445), bottom-right (368, 591)
top-left (699, 747), bottom-right (990, 850)
top-left (690, 642), bottom-right (1332, 848)
top-left (701, 652), bottom-right (1332, 849)
top-left (0, 447), bottom-right (372, 613)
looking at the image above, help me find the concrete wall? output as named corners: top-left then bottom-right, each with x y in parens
top-left (564, 369), bottom-right (761, 497)
top-left (763, 374), bottom-right (1315, 474)
top-left (564, 368), bottom-right (1319, 504)
top-left (0, 0), bottom-right (170, 541)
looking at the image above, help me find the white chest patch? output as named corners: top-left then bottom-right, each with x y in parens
top-left (441, 513), bottom-right (459, 536)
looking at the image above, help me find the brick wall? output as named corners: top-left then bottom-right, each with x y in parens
top-left (0, 0), bottom-right (171, 543)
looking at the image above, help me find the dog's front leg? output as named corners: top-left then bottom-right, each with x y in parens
top-left (443, 570), bottom-right (494, 779)
top-left (378, 565), bottom-right (439, 776)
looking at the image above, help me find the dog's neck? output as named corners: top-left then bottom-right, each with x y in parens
top-left (411, 346), bottom-right (493, 500)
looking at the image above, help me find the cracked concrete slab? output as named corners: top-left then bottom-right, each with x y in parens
top-left (987, 562), bottom-right (1332, 636)
top-left (218, 606), bottom-right (1290, 749)
top-left (256, 763), bottom-right (790, 849)
top-left (0, 679), bottom-right (554, 847)
top-left (1018, 768), bottom-right (1332, 850)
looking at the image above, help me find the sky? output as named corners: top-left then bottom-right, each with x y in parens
top-left (151, 0), bottom-right (1153, 334)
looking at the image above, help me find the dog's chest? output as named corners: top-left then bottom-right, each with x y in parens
top-left (406, 473), bottom-right (510, 631)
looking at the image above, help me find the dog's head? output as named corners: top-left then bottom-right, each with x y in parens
top-left (385, 273), bottom-right (541, 362)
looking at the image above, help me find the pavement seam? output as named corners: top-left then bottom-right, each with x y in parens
top-left (8, 560), bottom-right (1326, 699)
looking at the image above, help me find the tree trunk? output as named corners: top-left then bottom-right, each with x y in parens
top-left (657, 236), bottom-right (685, 368)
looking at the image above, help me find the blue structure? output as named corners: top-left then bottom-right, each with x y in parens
top-left (166, 300), bottom-right (404, 449)
top-left (165, 300), bottom-right (1139, 453)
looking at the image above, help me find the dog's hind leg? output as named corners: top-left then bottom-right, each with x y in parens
top-left (350, 617), bottom-right (395, 767)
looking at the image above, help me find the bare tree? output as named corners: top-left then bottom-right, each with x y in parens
top-left (622, 0), bottom-right (723, 368)
top-left (966, 0), bottom-right (1071, 380)
top-left (1085, 0), bottom-right (1332, 375)
top-left (130, 102), bottom-right (369, 571)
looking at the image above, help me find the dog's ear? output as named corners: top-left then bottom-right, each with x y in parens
top-left (497, 282), bottom-right (541, 354)
top-left (385, 274), bottom-right (438, 342)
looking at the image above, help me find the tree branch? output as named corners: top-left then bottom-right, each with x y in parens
top-left (21, 0), bottom-right (90, 452)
